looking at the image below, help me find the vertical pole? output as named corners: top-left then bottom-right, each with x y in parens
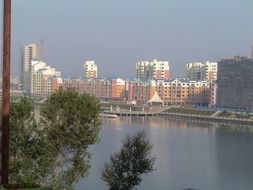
top-left (2, 0), bottom-right (11, 185)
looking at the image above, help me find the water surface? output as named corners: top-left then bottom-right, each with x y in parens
top-left (76, 117), bottom-right (253, 190)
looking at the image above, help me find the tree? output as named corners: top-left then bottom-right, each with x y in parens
top-left (2, 90), bottom-right (101, 189)
top-left (9, 97), bottom-right (53, 185)
top-left (101, 131), bottom-right (155, 190)
top-left (40, 90), bottom-right (101, 189)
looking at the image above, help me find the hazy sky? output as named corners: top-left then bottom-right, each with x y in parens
top-left (1, 0), bottom-right (253, 78)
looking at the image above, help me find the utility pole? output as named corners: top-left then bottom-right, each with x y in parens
top-left (2, 0), bottom-right (11, 185)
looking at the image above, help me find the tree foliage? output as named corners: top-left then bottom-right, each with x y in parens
top-left (9, 97), bottom-right (53, 185)
top-left (40, 90), bottom-right (100, 189)
top-left (101, 131), bottom-right (155, 190)
top-left (2, 90), bottom-right (101, 189)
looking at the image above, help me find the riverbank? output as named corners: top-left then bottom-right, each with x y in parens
top-left (158, 112), bottom-right (253, 125)
top-left (36, 102), bottom-right (253, 125)
top-left (0, 186), bottom-right (42, 190)
top-left (161, 106), bottom-right (253, 125)
top-left (102, 105), bottom-right (253, 125)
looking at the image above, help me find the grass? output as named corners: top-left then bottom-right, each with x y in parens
top-left (164, 107), bottom-right (216, 116)
top-left (0, 184), bottom-right (47, 190)
top-left (101, 102), bottom-right (131, 110)
top-left (0, 187), bottom-right (43, 190)
top-left (164, 107), bottom-right (253, 120)
top-left (219, 111), bottom-right (253, 120)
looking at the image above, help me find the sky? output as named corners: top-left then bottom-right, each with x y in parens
top-left (1, 0), bottom-right (253, 78)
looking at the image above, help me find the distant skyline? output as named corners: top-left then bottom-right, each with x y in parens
top-left (0, 0), bottom-right (253, 78)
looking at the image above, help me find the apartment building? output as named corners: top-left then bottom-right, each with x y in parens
top-left (127, 80), bottom-right (156, 105)
top-left (186, 61), bottom-right (217, 81)
top-left (155, 79), bottom-right (210, 106)
top-left (61, 77), bottom-right (125, 100)
top-left (216, 56), bottom-right (253, 110)
top-left (83, 61), bottom-right (98, 78)
top-left (136, 59), bottom-right (170, 80)
top-left (31, 60), bottom-right (61, 97)
top-left (22, 43), bottom-right (40, 93)
top-left (110, 78), bottom-right (126, 98)
top-left (57, 77), bottom-right (211, 106)
top-left (204, 62), bottom-right (218, 81)
top-left (127, 79), bottom-right (210, 106)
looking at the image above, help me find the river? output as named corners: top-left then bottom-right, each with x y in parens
top-left (75, 117), bottom-right (253, 190)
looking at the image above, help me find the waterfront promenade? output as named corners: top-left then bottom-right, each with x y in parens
top-left (102, 106), bottom-right (253, 125)
top-left (35, 101), bottom-right (253, 125)
top-left (103, 106), bottom-right (167, 117)
top-left (158, 112), bottom-right (253, 125)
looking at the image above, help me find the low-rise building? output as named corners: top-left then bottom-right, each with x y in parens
top-left (126, 79), bottom-right (156, 105)
top-left (58, 77), bottom-right (211, 106)
top-left (155, 79), bottom-right (210, 106)
top-left (126, 79), bottom-right (210, 106)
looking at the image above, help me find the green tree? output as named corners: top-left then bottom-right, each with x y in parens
top-left (40, 90), bottom-right (100, 189)
top-left (101, 131), bottom-right (155, 190)
top-left (9, 97), bottom-right (53, 185)
top-left (3, 90), bottom-right (100, 189)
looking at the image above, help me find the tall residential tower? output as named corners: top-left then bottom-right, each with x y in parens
top-left (22, 43), bottom-right (40, 93)
top-left (83, 61), bottom-right (98, 78)
top-left (136, 59), bottom-right (170, 80)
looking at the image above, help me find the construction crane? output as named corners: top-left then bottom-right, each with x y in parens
top-left (251, 45), bottom-right (253, 59)
top-left (39, 37), bottom-right (49, 61)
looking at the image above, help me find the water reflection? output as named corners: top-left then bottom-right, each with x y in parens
top-left (76, 117), bottom-right (253, 190)
top-left (215, 131), bottom-right (253, 190)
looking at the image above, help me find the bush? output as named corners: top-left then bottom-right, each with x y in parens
top-left (102, 131), bottom-right (155, 190)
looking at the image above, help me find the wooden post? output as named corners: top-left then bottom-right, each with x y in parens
top-left (2, 0), bottom-right (11, 185)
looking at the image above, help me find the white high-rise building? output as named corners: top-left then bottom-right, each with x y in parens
top-left (22, 43), bottom-right (40, 93)
top-left (83, 61), bottom-right (98, 78)
top-left (136, 59), bottom-right (170, 80)
top-left (31, 60), bottom-right (61, 97)
top-left (204, 61), bottom-right (218, 81)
